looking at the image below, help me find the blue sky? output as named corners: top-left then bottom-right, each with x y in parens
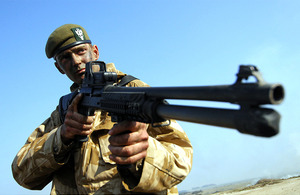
top-left (1, 0), bottom-right (300, 194)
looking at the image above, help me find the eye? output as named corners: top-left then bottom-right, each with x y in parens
top-left (77, 48), bottom-right (87, 55)
top-left (61, 53), bottom-right (71, 60)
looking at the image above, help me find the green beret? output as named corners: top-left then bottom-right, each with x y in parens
top-left (45, 24), bottom-right (91, 58)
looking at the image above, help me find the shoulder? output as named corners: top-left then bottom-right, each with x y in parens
top-left (106, 62), bottom-right (150, 87)
top-left (127, 78), bottom-right (150, 87)
top-left (106, 62), bottom-right (126, 77)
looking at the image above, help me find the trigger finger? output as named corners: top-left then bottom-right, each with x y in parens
top-left (70, 93), bottom-right (83, 112)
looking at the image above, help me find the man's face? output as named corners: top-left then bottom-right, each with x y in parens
top-left (55, 43), bottom-right (99, 84)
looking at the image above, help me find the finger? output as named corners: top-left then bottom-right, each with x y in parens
top-left (61, 124), bottom-right (93, 141)
top-left (65, 109), bottom-right (94, 125)
top-left (108, 121), bottom-right (133, 136)
top-left (64, 112), bottom-right (94, 130)
top-left (109, 121), bottom-right (146, 136)
top-left (69, 93), bottom-right (83, 113)
top-left (108, 141), bottom-right (149, 157)
top-left (109, 130), bottom-right (148, 146)
top-left (109, 150), bottom-right (147, 165)
top-left (64, 116), bottom-right (94, 130)
top-left (71, 112), bottom-right (94, 124)
top-left (64, 126), bottom-right (93, 136)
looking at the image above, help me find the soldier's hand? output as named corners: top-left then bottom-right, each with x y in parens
top-left (108, 121), bottom-right (149, 164)
top-left (60, 93), bottom-right (94, 144)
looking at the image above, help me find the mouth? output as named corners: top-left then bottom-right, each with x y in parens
top-left (76, 68), bottom-right (86, 74)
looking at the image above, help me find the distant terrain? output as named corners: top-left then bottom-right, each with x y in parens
top-left (180, 175), bottom-right (300, 195)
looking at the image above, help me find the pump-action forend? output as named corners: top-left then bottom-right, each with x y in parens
top-left (59, 61), bottom-right (284, 141)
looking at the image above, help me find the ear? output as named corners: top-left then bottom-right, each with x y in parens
top-left (92, 45), bottom-right (100, 60)
top-left (55, 62), bottom-right (65, 74)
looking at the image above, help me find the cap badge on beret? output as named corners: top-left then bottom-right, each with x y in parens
top-left (71, 27), bottom-right (86, 41)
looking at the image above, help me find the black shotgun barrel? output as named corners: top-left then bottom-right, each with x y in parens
top-left (103, 82), bottom-right (284, 106)
top-left (155, 104), bottom-right (280, 137)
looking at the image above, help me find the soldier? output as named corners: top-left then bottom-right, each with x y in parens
top-left (12, 24), bottom-right (193, 194)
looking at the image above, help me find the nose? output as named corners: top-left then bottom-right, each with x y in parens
top-left (71, 53), bottom-right (82, 66)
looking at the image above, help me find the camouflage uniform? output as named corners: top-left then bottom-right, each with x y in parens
top-left (12, 63), bottom-right (193, 194)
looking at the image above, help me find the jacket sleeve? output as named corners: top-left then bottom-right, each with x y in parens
top-left (120, 79), bottom-right (193, 192)
top-left (122, 120), bottom-right (193, 192)
top-left (11, 108), bottom-right (68, 190)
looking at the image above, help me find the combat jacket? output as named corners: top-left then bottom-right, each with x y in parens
top-left (12, 63), bottom-right (193, 194)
